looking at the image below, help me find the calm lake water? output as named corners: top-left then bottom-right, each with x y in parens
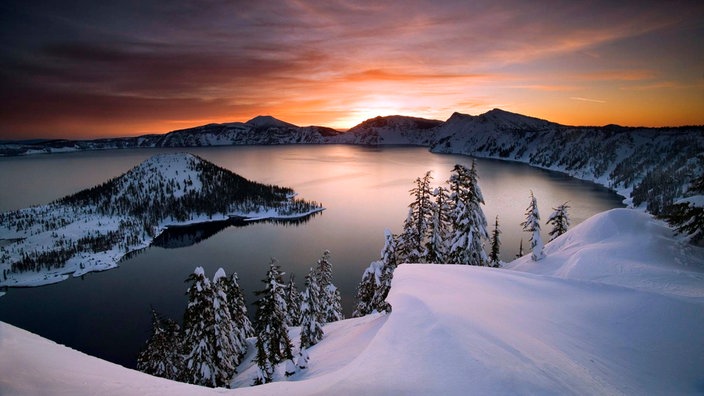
top-left (0, 145), bottom-right (624, 368)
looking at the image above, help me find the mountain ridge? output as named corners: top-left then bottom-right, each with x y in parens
top-left (1, 109), bottom-right (702, 218)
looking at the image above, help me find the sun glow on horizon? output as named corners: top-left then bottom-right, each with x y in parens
top-left (328, 97), bottom-right (411, 130)
top-left (1, 1), bottom-right (702, 140)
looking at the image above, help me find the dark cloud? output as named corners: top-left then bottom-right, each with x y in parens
top-left (0, 0), bottom-right (702, 138)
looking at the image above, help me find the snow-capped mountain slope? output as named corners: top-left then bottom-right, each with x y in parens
top-left (246, 115), bottom-right (299, 129)
top-left (429, 110), bottom-right (704, 215)
top-left (154, 116), bottom-right (343, 147)
top-left (1, 109), bottom-right (701, 215)
top-left (2, 209), bottom-right (703, 395)
top-left (330, 115), bottom-right (443, 145)
top-left (0, 153), bottom-right (323, 288)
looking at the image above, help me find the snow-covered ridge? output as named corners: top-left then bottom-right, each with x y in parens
top-left (333, 115), bottom-right (443, 145)
top-left (2, 209), bottom-right (703, 395)
top-left (429, 109), bottom-right (704, 215)
top-left (0, 153), bottom-right (324, 288)
top-left (1, 109), bottom-right (701, 216)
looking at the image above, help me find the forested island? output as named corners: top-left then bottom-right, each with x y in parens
top-left (0, 153), bottom-right (323, 288)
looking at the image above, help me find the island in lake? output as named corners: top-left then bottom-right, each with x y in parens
top-left (0, 153), bottom-right (323, 288)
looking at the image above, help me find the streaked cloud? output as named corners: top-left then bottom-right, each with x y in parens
top-left (570, 97), bottom-right (607, 104)
top-left (0, 0), bottom-right (702, 138)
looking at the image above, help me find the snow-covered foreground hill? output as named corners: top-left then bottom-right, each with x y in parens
top-left (2, 209), bottom-right (703, 395)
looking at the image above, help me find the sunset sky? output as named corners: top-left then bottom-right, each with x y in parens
top-left (1, 0), bottom-right (702, 139)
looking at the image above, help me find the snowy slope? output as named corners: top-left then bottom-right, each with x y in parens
top-left (430, 109), bottom-right (704, 214)
top-left (331, 115), bottom-right (442, 145)
top-left (155, 116), bottom-right (342, 147)
top-left (2, 208), bottom-right (703, 395)
top-left (505, 208), bottom-right (704, 301)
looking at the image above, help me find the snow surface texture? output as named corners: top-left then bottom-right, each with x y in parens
top-left (2, 208), bottom-right (703, 395)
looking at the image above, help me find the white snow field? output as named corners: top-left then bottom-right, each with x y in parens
top-left (1, 208), bottom-right (703, 395)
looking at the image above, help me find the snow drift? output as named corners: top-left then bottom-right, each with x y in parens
top-left (1, 209), bottom-right (703, 395)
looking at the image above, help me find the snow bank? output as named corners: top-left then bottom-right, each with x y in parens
top-left (506, 208), bottom-right (704, 302)
top-left (2, 209), bottom-right (703, 395)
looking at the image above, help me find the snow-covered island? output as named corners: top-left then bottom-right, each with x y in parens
top-left (1, 208), bottom-right (703, 395)
top-left (0, 153), bottom-right (324, 288)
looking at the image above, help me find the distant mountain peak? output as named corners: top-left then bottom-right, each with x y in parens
top-left (246, 115), bottom-right (298, 129)
top-left (349, 115), bottom-right (443, 131)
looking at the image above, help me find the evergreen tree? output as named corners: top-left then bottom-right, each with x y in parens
top-left (315, 250), bottom-right (343, 323)
top-left (322, 283), bottom-right (344, 323)
top-left (211, 268), bottom-right (237, 386)
top-left (426, 186), bottom-right (452, 264)
top-left (226, 272), bottom-right (254, 342)
top-left (547, 202), bottom-right (570, 241)
top-left (298, 267), bottom-right (324, 369)
top-left (284, 273), bottom-right (302, 326)
top-left (395, 172), bottom-right (434, 264)
top-left (315, 250), bottom-right (333, 293)
top-left (353, 230), bottom-right (397, 317)
top-left (296, 346), bottom-right (310, 370)
top-left (396, 208), bottom-right (421, 263)
top-left (136, 307), bottom-right (183, 380)
top-left (521, 190), bottom-right (545, 261)
top-left (662, 172), bottom-right (704, 244)
top-left (489, 215), bottom-right (501, 268)
top-left (253, 259), bottom-right (293, 385)
top-left (447, 162), bottom-right (489, 265)
top-left (352, 260), bottom-right (384, 318)
top-left (181, 267), bottom-right (218, 387)
top-left (225, 272), bottom-right (253, 372)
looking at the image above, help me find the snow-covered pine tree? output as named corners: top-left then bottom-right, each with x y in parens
top-left (136, 307), bottom-right (183, 380)
top-left (353, 229), bottom-right (397, 317)
top-left (211, 268), bottom-right (237, 386)
top-left (352, 260), bottom-right (383, 318)
top-left (322, 283), bottom-right (343, 323)
top-left (315, 250), bottom-right (333, 292)
top-left (447, 162), bottom-right (489, 265)
top-left (296, 345), bottom-right (310, 370)
top-left (396, 172), bottom-right (434, 263)
top-left (315, 250), bottom-right (343, 323)
top-left (284, 273), bottom-right (302, 326)
top-left (662, 172), bottom-right (704, 244)
top-left (181, 267), bottom-right (218, 387)
top-left (298, 266), bottom-right (324, 369)
top-left (547, 202), bottom-right (570, 241)
top-left (489, 215), bottom-right (501, 268)
top-left (521, 190), bottom-right (545, 261)
top-left (426, 186), bottom-right (452, 264)
top-left (396, 208), bottom-right (419, 264)
top-left (226, 272), bottom-right (254, 340)
top-left (253, 259), bottom-right (293, 385)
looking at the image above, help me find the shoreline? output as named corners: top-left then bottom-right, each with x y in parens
top-left (0, 207), bottom-right (325, 290)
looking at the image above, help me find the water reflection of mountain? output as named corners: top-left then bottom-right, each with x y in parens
top-left (152, 211), bottom-right (321, 249)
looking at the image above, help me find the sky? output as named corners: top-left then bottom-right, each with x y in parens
top-left (0, 0), bottom-right (703, 140)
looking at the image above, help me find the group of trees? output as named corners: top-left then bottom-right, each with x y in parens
top-left (392, 161), bottom-right (491, 266)
top-left (136, 267), bottom-right (253, 387)
top-left (137, 250), bottom-right (343, 388)
top-left (662, 172), bottom-right (704, 244)
top-left (352, 161), bottom-right (573, 317)
top-left (2, 153), bottom-right (323, 276)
